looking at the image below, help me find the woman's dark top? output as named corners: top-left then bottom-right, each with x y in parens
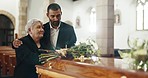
top-left (14, 35), bottom-right (42, 78)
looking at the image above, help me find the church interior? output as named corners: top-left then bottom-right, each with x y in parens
top-left (0, 0), bottom-right (148, 78)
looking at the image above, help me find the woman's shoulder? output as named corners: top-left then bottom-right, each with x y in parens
top-left (19, 35), bottom-right (29, 41)
top-left (17, 35), bottom-right (36, 50)
top-left (19, 35), bottom-right (34, 45)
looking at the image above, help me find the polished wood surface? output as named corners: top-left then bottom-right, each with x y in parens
top-left (0, 46), bottom-right (14, 51)
top-left (0, 46), bottom-right (15, 76)
top-left (36, 57), bottom-right (148, 78)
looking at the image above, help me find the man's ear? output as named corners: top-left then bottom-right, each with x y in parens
top-left (46, 12), bottom-right (49, 17)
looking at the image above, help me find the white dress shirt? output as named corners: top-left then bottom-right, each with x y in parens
top-left (50, 22), bottom-right (61, 49)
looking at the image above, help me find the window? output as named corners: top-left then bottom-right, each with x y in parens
top-left (89, 8), bottom-right (96, 32)
top-left (136, 0), bottom-right (148, 30)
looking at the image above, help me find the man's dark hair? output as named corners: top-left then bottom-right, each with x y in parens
top-left (47, 3), bottom-right (61, 12)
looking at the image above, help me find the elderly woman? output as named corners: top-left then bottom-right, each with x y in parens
top-left (14, 19), bottom-right (44, 78)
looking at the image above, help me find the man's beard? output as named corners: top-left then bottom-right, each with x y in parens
top-left (51, 21), bottom-right (60, 27)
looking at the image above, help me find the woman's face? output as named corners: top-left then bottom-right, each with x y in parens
top-left (30, 22), bottom-right (44, 39)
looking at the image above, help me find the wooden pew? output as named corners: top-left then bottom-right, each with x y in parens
top-left (0, 46), bottom-right (14, 51)
top-left (0, 52), bottom-right (7, 76)
top-left (9, 55), bottom-right (16, 76)
top-left (0, 46), bottom-right (14, 69)
top-left (4, 51), bottom-right (15, 76)
top-left (0, 52), bottom-right (3, 75)
top-left (0, 46), bottom-right (14, 70)
top-left (0, 50), bottom-right (15, 76)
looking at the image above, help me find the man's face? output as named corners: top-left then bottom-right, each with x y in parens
top-left (47, 9), bottom-right (62, 27)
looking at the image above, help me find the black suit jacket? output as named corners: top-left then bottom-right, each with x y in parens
top-left (41, 21), bottom-right (77, 50)
top-left (14, 35), bottom-right (41, 78)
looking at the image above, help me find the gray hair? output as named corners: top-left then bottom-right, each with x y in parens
top-left (25, 18), bottom-right (42, 33)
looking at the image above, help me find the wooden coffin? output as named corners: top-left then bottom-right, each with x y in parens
top-left (36, 58), bottom-right (148, 78)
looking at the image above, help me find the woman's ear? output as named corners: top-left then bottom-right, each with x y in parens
top-left (28, 28), bottom-right (31, 33)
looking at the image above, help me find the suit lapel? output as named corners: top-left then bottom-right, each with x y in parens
top-left (57, 22), bottom-right (63, 46)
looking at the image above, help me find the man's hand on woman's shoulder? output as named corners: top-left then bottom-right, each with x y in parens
top-left (12, 39), bottom-right (23, 48)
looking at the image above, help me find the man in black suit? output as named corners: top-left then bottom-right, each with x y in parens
top-left (13, 3), bottom-right (77, 50)
top-left (41, 3), bottom-right (77, 50)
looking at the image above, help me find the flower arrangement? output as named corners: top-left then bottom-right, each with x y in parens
top-left (119, 36), bottom-right (148, 71)
top-left (67, 38), bottom-right (101, 58)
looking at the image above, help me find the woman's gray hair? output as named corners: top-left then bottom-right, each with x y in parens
top-left (25, 18), bottom-right (43, 33)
